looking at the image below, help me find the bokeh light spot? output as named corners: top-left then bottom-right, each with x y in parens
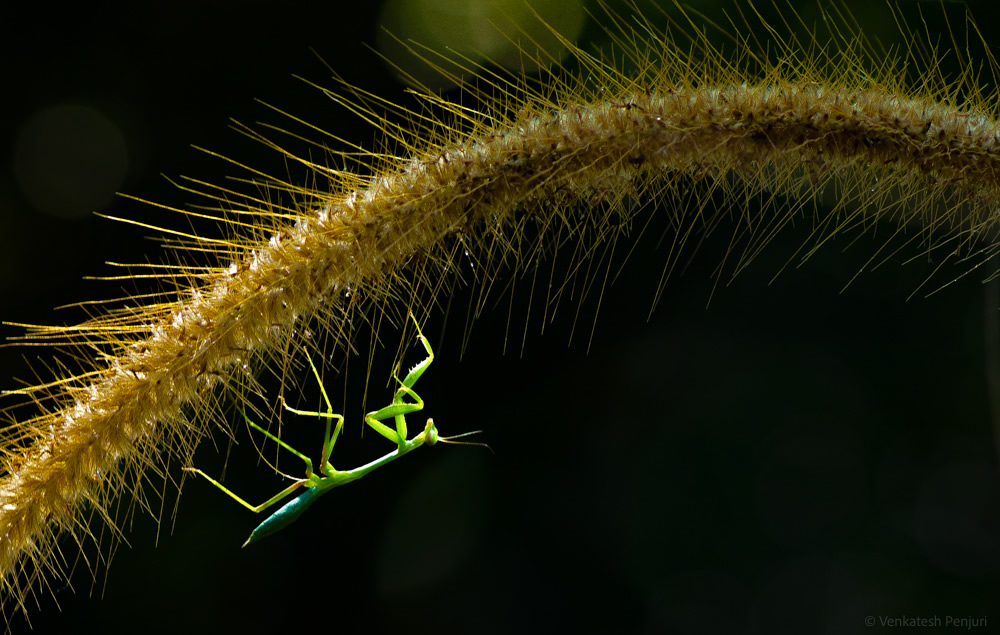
top-left (13, 104), bottom-right (129, 220)
top-left (377, 0), bottom-right (586, 90)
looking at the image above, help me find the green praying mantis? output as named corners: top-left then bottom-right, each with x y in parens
top-left (184, 314), bottom-right (481, 547)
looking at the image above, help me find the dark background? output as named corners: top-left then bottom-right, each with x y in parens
top-left (2, 1), bottom-right (1000, 633)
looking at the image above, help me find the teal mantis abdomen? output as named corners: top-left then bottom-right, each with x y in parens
top-left (242, 487), bottom-right (322, 547)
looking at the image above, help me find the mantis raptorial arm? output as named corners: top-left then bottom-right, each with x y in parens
top-left (183, 313), bottom-right (479, 547)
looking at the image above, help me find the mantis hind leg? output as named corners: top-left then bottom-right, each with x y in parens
top-left (182, 467), bottom-right (307, 514)
top-left (183, 409), bottom-right (317, 512)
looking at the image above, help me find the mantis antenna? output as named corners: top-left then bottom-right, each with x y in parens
top-left (183, 313), bottom-right (481, 547)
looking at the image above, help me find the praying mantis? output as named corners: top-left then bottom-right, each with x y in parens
top-left (184, 314), bottom-right (479, 547)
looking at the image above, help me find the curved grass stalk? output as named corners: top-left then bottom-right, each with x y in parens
top-left (2, 0), bottom-right (1000, 625)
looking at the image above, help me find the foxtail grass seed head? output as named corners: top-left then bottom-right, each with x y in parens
top-left (3, 0), bottom-right (1000, 629)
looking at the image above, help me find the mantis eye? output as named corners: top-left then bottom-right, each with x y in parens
top-left (424, 418), bottom-right (438, 445)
